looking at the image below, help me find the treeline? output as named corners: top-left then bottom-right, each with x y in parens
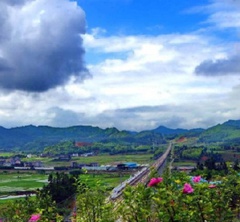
top-left (174, 145), bottom-right (206, 161)
top-left (0, 172), bottom-right (80, 221)
top-left (43, 141), bottom-right (155, 155)
top-left (174, 145), bottom-right (229, 162)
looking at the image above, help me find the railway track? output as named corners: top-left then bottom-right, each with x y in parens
top-left (110, 142), bottom-right (172, 201)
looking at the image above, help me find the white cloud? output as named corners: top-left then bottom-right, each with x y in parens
top-left (0, 27), bottom-right (238, 130)
top-left (0, 0), bottom-right (240, 131)
top-left (206, 0), bottom-right (240, 30)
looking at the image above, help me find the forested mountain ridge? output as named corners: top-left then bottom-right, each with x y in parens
top-left (198, 120), bottom-right (240, 143)
top-left (0, 119), bottom-right (240, 151)
top-left (0, 125), bottom-right (164, 151)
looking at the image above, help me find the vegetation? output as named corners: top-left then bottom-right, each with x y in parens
top-left (116, 171), bottom-right (240, 222)
top-left (43, 141), bottom-right (154, 155)
top-left (79, 173), bottom-right (130, 189)
top-left (0, 173), bottom-right (48, 195)
top-left (0, 172), bottom-right (80, 221)
top-left (0, 125), bottom-right (166, 152)
top-left (76, 182), bottom-right (115, 222)
top-left (1, 164), bottom-right (240, 221)
top-left (0, 171), bottom-right (240, 222)
top-left (198, 120), bottom-right (240, 144)
top-left (18, 153), bottom-right (153, 167)
top-left (1, 120), bottom-right (240, 220)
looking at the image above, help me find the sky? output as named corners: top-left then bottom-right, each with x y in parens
top-left (0, 0), bottom-right (240, 131)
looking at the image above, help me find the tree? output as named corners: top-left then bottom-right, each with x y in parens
top-left (39, 172), bottom-right (78, 204)
top-left (76, 182), bottom-right (116, 222)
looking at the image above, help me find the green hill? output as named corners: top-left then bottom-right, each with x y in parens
top-left (1, 119), bottom-right (240, 152)
top-left (198, 120), bottom-right (240, 143)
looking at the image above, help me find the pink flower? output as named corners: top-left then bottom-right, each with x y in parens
top-left (148, 177), bottom-right (163, 187)
top-left (183, 183), bottom-right (194, 194)
top-left (192, 176), bottom-right (201, 183)
top-left (29, 214), bottom-right (41, 222)
top-left (209, 184), bottom-right (217, 188)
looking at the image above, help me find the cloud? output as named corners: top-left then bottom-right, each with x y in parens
top-left (191, 0), bottom-right (240, 77)
top-left (195, 55), bottom-right (240, 76)
top-left (1, 0), bottom-right (240, 131)
top-left (206, 0), bottom-right (240, 30)
top-left (1, 0), bottom-right (33, 6)
top-left (0, 0), bottom-right (89, 92)
top-left (77, 102), bottom-right (233, 131)
top-left (187, 0), bottom-right (240, 31)
top-left (47, 107), bottom-right (81, 127)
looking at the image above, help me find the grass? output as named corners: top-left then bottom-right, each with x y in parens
top-left (0, 153), bottom-right (153, 192)
top-left (0, 152), bottom-right (153, 204)
top-left (72, 153), bottom-right (153, 165)
top-left (172, 161), bottom-right (196, 167)
top-left (80, 173), bottom-right (131, 189)
top-left (21, 153), bottom-right (153, 167)
top-left (0, 152), bottom-right (15, 157)
top-left (0, 173), bottom-right (48, 193)
top-left (0, 197), bottom-right (23, 205)
top-left (0, 168), bottom-right (137, 203)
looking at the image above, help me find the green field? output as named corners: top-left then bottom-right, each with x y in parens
top-left (20, 153), bottom-right (153, 167)
top-left (0, 152), bottom-right (14, 157)
top-left (0, 152), bottom-right (153, 204)
top-left (0, 173), bottom-right (48, 194)
top-left (72, 153), bottom-right (153, 165)
top-left (0, 169), bottom-right (134, 204)
top-left (0, 171), bottom-right (131, 194)
top-left (80, 173), bottom-right (130, 189)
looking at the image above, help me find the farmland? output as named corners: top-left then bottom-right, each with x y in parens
top-left (0, 152), bottom-right (152, 204)
top-left (20, 153), bottom-right (154, 167)
top-left (0, 173), bottom-right (48, 194)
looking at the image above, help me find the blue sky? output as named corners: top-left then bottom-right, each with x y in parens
top-left (0, 0), bottom-right (240, 131)
top-left (78, 0), bottom-right (209, 35)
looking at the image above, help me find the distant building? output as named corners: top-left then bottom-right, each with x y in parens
top-left (40, 153), bottom-right (53, 158)
top-left (117, 162), bottom-right (138, 170)
top-left (81, 152), bottom-right (94, 157)
top-left (71, 162), bottom-right (79, 168)
top-left (58, 154), bottom-right (71, 161)
top-left (72, 153), bottom-right (79, 157)
top-left (89, 162), bottom-right (99, 167)
top-left (125, 162), bottom-right (138, 168)
top-left (75, 142), bottom-right (92, 147)
top-left (176, 166), bottom-right (195, 173)
top-left (3, 157), bottom-right (23, 167)
top-left (33, 161), bottom-right (43, 167)
top-left (24, 162), bottom-right (32, 167)
top-left (0, 160), bottom-right (5, 166)
top-left (201, 156), bottom-right (208, 162)
top-left (24, 161), bottom-right (43, 167)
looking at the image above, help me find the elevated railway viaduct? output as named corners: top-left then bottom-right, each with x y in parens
top-left (110, 142), bottom-right (172, 200)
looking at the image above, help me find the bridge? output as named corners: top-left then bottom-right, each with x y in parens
top-left (110, 142), bottom-right (172, 200)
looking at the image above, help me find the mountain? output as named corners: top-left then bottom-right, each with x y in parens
top-left (222, 120), bottom-right (240, 128)
top-left (198, 120), bottom-right (240, 143)
top-left (0, 125), bottom-right (115, 151)
top-left (1, 119), bottom-right (240, 151)
top-left (0, 125), bottom-right (165, 151)
top-left (151, 126), bottom-right (204, 138)
top-left (152, 126), bottom-right (188, 135)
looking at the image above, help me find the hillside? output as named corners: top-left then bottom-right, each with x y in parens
top-left (0, 125), bottom-right (165, 151)
top-left (1, 119), bottom-right (240, 151)
top-left (198, 120), bottom-right (240, 143)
